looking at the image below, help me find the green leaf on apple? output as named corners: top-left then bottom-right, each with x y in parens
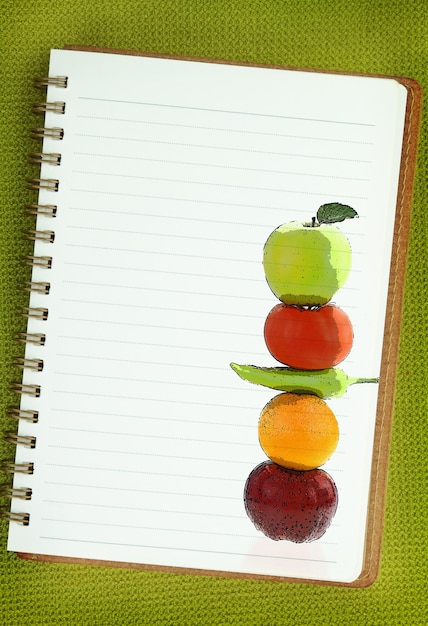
top-left (316, 203), bottom-right (358, 225)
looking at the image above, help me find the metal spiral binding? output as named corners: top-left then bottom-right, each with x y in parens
top-left (20, 307), bottom-right (49, 321)
top-left (30, 127), bottom-right (64, 140)
top-left (7, 408), bottom-right (39, 423)
top-left (10, 383), bottom-right (41, 398)
top-left (25, 229), bottom-right (55, 243)
top-left (33, 101), bottom-right (66, 114)
top-left (0, 485), bottom-right (33, 500)
top-left (25, 204), bottom-right (57, 217)
top-left (22, 282), bottom-right (51, 295)
top-left (16, 332), bottom-right (46, 345)
top-left (29, 153), bottom-right (61, 166)
top-left (1, 431), bottom-right (37, 523)
top-left (13, 357), bottom-right (44, 371)
top-left (0, 74), bottom-right (68, 528)
top-left (34, 76), bottom-right (68, 89)
top-left (0, 461), bottom-right (34, 475)
top-left (22, 255), bottom-right (53, 269)
top-left (0, 511), bottom-right (30, 526)
top-left (27, 178), bottom-right (59, 192)
top-left (4, 432), bottom-right (37, 448)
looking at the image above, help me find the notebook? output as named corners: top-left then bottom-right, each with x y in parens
top-left (1, 47), bottom-right (421, 586)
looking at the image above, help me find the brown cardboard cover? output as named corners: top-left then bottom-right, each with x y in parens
top-left (17, 47), bottom-right (423, 587)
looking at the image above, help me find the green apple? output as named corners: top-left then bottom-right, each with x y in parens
top-left (263, 217), bottom-right (353, 306)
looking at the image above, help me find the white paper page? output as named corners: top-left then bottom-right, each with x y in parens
top-left (8, 49), bottom-right (407, 583)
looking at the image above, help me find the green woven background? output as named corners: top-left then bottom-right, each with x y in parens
top-left (1, 1), bottom-right (427, 624)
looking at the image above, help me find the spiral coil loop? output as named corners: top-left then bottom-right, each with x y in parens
top-left (13, 357), bottom-right (44, 371)
top-left (30, 127), bottom-right (64, 140)
top-left (33, 101), bottom-right (66, 115)
top-left (16, 333), bottom-right (46, 346)
top-left (25, 229), bottom-right (56, 243)
top-left (0, 461), bottom-right (34, 475)
top-left (34, 76), bottom-right (68, 89)
top-left (0, 485), bottom-right (33, 501)
top-left (22, 255), bottom-right (53, 269)
top-left (25, 204), bottom-right (57, 217)
top-left (22, 282), bottom-right (51, 295)
top-left (0, 511), bottom-right (30, 525)
top-left (4, 432), bottom-right (37, 448)
top-left (29, 153), bottom-right (62, 166)
top-left (27, 178), bottom-right (59, 192)
top-left (10, 383), bottom-right (41, 398)
top-left (20, 307), bottom-right (49, 321)
top-left (7, 408), bottom-right (39, 423)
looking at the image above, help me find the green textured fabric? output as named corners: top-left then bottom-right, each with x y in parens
top-left (0, 1), bottom-right (426, 624)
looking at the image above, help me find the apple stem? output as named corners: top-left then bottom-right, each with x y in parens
top-left (311, 216), bottom-right (316, 227)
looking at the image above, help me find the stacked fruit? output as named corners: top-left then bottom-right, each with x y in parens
top-left (230, 203), bottom-right (378, 543)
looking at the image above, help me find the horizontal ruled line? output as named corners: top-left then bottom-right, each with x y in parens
top-left (73, 152), bottom-right (371, 181)
top-left (78, 95), bottom-right (374, 127)
top-left (61, 298), bottom-right (264, 320)
top-left (77, 116), bottom-right (374, 144)
top-left (76, 133), bottom-right (372, 163)
top-left (49, 425), bottom-right (255, 447)
top-left (54, 352), bottom-right (228, 370)
top-left (38, 534), bottom-right (337, 564)
top-left (72, 169), bottom-right (371, 194)
top-left (65, 240), bottom-right (259, 265)
top-left (42, 518), bottom-right (258, 540)
top-left (63, 224), bottom-right (364, 256)
top-left (46, 445), bottom-right (252, 464)
top-left (63, 262), bottom-right (264, 283)
top-left (66, 205), bottom-right (363, 238)
top-left (50, 390), bottom-right (257, 411)
top-left (49, 425), bottom-right (341, 453)
top-left (41, 517), bottom-right (257, 539)
top-left (45, 480), bottom-right (239, 500)
top-left (62, 281), bottom-right (274, 302)
top-left (42, 498), bottom-right (243, 518)
top-left (52, 371), bottom-right (259, 395)
top-left (64, 254), bottom-right (362, 272)
top-left (49, 409), bottom-right (253, 430)
top-left (60, 298), bottom-right (264, 320)
top-left (57, 316), bottom-right (256, 337)
top-left (47, 462), bottom-right (244, 481)
top-left (56, 335), bottom-right (267, 358)
top-left (49, 389), bottom-right (350, 421)
top-left (65, 224), bottom-right (261, 246)
top-left (70, 187), bottom-right (370, 205)
top-left (68, 204), bottom-right (274, 232)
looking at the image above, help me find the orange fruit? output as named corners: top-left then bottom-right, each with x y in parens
top-left (258, 393), bottom-right (339, 470)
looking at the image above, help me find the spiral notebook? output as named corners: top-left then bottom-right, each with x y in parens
top-left (1, 47), bottom-right (421, 586)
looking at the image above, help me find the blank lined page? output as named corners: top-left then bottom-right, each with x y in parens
top-left (8, 50), bottom-right (407, 583)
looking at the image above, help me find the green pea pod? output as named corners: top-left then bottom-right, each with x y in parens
top-left (230, 362), bottom-right (378, 399)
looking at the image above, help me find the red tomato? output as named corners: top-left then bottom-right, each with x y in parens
top-left (264, 304), bottom-right (353, 370)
